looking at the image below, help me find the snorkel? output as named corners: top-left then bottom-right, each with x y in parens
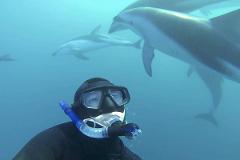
top-left (60, 100), bottom-right (108, 138)
top-left (59, 100), bottom-right (141, 139)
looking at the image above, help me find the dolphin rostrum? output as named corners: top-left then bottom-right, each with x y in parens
top-left (52, 25), bottom-right (142, 60)
top-left (0, 54), bottom-right (15, 62)
top-left (109, 7), bottom-right (240, 126)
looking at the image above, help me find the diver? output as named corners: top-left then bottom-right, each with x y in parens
top-left (13, 78), bottom-right (142, 160)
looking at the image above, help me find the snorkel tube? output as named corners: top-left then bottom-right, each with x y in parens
top-left (59, 100), bottom-right (108, 138)
top-left (59, 100), bottom-right (142, 139)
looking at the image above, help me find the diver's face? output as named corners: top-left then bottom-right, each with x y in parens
top-left (76, 87), bottom-right (130, 128)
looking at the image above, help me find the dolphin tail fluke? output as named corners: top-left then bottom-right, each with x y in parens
top-left (74, 52), bottom-right (90, 60)
top-left (133, 39), bottom-right (142, 49)
top-left (142, 42), bottom-right (155, 77)
top-left (195, 112), bottom-right (218, 127)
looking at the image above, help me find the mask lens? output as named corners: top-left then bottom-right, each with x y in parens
top-left (82, 90), bottom-right (102, 109)
top-left (109, 89), bottom-right (124, 106)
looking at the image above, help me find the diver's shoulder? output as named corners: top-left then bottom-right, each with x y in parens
top-left (30, 122), bottom-right (76, 142)
top-left (55, 122), bottom-right (79, 136)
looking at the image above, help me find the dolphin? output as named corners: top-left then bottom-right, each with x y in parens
top-left (0, 54), bottom-right (15, 62)
top-left (121, 0), bottom-right (231, 14)
top-left (109, 7), bottom-right (240, 125)
top-left (52, 25), bottom-right (142, 60)
top-left (115, 2), bottom-right (240, 126)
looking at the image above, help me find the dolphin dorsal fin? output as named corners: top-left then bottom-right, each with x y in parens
top-left (211, 9), bottom-right (240, 27)
top-left (91, 25), bottom-right (101, 35)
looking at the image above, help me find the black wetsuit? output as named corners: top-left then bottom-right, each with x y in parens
top-left (13, 122), bottom-right (141, 160)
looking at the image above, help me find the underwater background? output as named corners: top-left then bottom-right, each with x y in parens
top-left (0, 0), bottom-right (240, 159)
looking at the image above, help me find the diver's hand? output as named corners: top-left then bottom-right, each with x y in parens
top-left (124, 123), bottom-right (142, 140)
top-left (108, 123), bottom-right (141, 138)
top-left (122, 123), bottom-right (141, 138)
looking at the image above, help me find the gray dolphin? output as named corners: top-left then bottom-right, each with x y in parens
top-left (115, 1), bottom-right (240, 124)
top-left (109, 7), bottom-right (240, 126)
top-left (121, 0), bottom-right (231, 14)
top-left (52, 25), bottom-right (142, 60)
top-left (0, 54), bottom-right (15, 62)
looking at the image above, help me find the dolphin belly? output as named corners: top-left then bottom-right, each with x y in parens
top-left (151, 22), bottom-right (240, 82)
top-left (145, 20), bottom-right (202, 67)
top-left (67, 40), bottom-right (110, 53)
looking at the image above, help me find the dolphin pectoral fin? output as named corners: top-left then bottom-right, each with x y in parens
top-left (195, 67), bottom-right (223, 109)
top-left (195, 112), bottom-right (218, 127)
top-left (187, 66), bottom-right (194, 77)
top-left (142, 42), bottom-right (155, 77)
top-left (73, 52), bottom-right (90, 60)
top-left (91, 25), bottom-right (101, 35)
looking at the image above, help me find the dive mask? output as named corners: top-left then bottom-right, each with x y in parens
top-left (80, 87), bottom-right (130, 109)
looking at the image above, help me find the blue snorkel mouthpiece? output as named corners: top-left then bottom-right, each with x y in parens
top-left (59, 100), bottom-right (108, 138)
top-left (59, 100), bottom-right (141, 139)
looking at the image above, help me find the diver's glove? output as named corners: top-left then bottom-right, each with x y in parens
top-left (108, 122), bottom-right (142, 139)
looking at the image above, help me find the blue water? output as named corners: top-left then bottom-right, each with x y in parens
top-left (1, 0), bottom-right (240, 159)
